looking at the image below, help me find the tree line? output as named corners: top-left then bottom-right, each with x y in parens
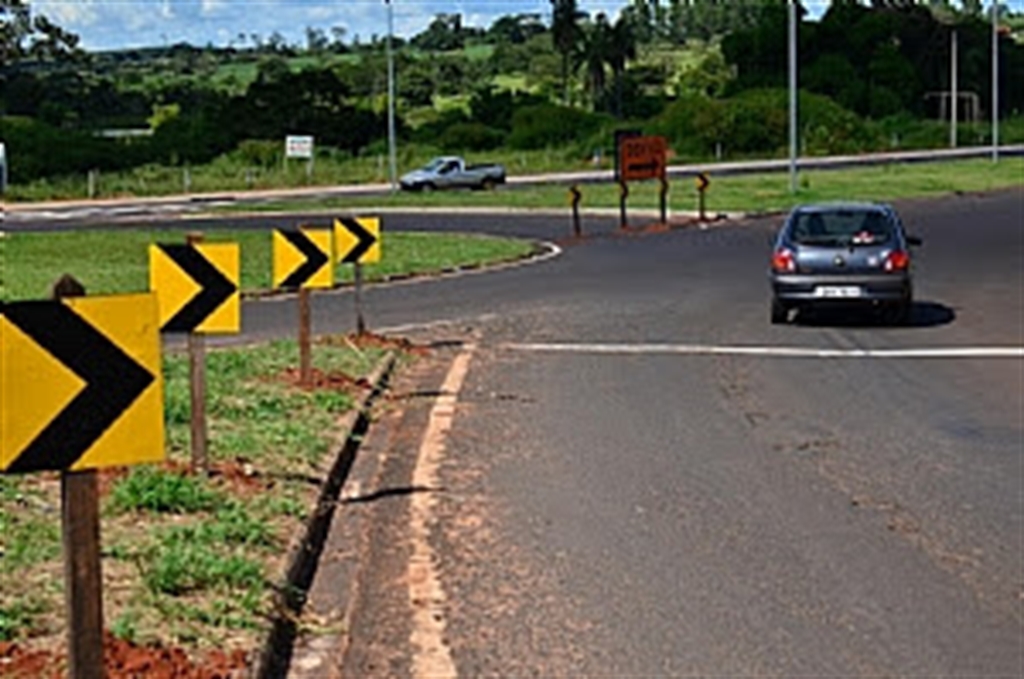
top-left (1, 0), bottom-right (1021, 184)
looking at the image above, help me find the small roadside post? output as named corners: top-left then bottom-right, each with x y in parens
top-left (569, 184), bottom-right (582, 237)
top-left (696, 172), bottom-right (710, 222)
top-left (618, 180), bottom-right (629, 229)
top-left (659, 175), bottom-right (670, 224)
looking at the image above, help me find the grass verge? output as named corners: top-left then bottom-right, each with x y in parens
top-left (0, 229), bottom-right (538, 302)
top-left (0, 333), bottom-right (402, 666)
top-left (222, 157), bottom-right (1024, 216)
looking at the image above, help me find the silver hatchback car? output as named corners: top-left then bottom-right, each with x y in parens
top-left (769, 202), bottom-right (922, 325)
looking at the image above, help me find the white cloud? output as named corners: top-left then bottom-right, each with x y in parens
top-left (32, 0), bottom-right (101, 27)
top-left (29, 0), bottom-right (765, 52)
top-left (201, 0), bottom-right (228, 16)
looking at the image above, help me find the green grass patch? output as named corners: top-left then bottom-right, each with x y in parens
top-left (107, 467), bottom-right (226, 515)
top-left (226, 157), bottom-right (1024, 218)
top-left (0, 512), bottom-right (61, 571)
top-left (698, 157), bottom-right (1024, 215)
top-left (0, 331), bottom-right (401, 649)
top-left (0, 599), bottom-right (47, 642)
top-left (140, 524), bottom-right (267, 596)
top-left (0, 229), bottom-right (536, 302)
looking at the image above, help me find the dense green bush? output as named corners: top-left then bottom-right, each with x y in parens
top-left (438, 122), bottom-right (506, 152)
top-left (231, 139), bottom-right (282, 168)
top-left (795, 90), bottom-right (878, 155)
top-left (651, 94), bottom-right (728, 157)
top-left (508, 103), bottom-right (612, 150)
top-left (653, 89), bottom-right (877, 159)
top-left (0, 115), bottom-right (147, 182)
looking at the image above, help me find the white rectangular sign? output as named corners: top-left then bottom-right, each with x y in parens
top-left (285, 135), bottom-right (314, 160)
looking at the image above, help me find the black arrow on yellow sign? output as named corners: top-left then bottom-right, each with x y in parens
top-left (335, 217), bottom-right (380, 264)
top-left (1, 301), bottom-right (155, 473)
top-left (154, 244), bottom-right (238, 333)
top-left (276, 229), bottom-right (330, 289)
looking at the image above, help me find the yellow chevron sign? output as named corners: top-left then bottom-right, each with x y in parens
top-left (334, 217), bottom-right (381, 264)
top-left (1, 294), bottom-right (165, 473)
top-left (149, 243), bottom-right (240, 334)
top-left (273, 228), bottom-right (333, 290)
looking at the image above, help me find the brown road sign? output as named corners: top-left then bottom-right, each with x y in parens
top-left (619, 136), bottom-right (667, 182)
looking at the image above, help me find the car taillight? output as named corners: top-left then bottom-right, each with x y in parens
top-left (772, 248), bottom-right (796, 273)
top-left (884, 250), bottom-right (910, 272)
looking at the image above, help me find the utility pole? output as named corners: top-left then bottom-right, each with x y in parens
top-left (950, 27), bottom-right (959, 148)
top-left (788, 0), bottom-right (798, 194)
top-left (992, 0), bottom-right (1000, 161)
top-left (386, 0), bottom-right (398, 192)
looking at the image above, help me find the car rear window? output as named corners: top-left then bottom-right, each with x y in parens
top-left (790, 209), bottom-right (894, 246)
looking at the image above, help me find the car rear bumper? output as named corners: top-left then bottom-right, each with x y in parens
top-left (772, 273), bottom-right (911, 304)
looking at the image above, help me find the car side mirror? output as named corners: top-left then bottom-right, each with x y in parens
top-left (907, 235), bottom-right (923, 247)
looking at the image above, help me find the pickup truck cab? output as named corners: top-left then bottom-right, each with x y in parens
top-left (399, 156), bottom-right (506, 192)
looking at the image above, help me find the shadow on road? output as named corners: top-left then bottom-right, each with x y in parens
top-left (795, 301), bottom-right (956, 329)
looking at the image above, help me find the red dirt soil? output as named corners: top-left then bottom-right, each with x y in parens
top-left (0, 632), bottom-right (249, 678)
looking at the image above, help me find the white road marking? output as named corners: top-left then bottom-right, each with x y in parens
top-left (379, 314), bottom-right (499, 335)
top-left (407, 343), bottom-right (475, 679)
top-left (503, 343), bottom-right (1024, 359)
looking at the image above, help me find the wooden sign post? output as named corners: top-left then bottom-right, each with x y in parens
top-left (353, 263), bottom-right (367, 336)
top-left (696, 172), bottom-right (710, 222)
top-left (569, 185), bottom-right (582, 237)
top-left (53, 275), bottom-right (105, 679)
top-left (185, 232), bottom-right (208, 472)
top-left (298, 287), bottom-right (313, 386)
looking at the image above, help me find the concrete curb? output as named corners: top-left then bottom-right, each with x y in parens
top-left (250, 350), bottom-right (398, 679)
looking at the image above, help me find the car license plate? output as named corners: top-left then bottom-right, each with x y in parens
top-left (814, 286), bottom-right (862, 298)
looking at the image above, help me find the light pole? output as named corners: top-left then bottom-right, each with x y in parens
top-left (992, 0), bottom-right (1000, 161)
top-left (950, 27), bottom-right (958, 148)
top-left (385, 0), bottom-right (398, 192)
top-left (788, 0), bottom-right (798, 194)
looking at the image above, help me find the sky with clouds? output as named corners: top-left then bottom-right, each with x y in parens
top-left (28, 0), bottom-right (1017, 52)
top-left (24, 0), bottom-right (893, 52)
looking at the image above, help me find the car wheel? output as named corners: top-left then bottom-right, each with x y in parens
top-left (421, 183), bottom-right (436, 193)
top-left (481, 178), bottom-right (496, 191)
top-left (770, 298), bottom-right (789, 325)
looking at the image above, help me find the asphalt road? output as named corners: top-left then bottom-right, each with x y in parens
top-left (329, 190), bottom-right (1022, 676)
top-left (9, 190), bottom-right (1022, 673)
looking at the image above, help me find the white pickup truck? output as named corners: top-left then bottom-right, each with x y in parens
top-left (399, 156), bottom-right (507, 192)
